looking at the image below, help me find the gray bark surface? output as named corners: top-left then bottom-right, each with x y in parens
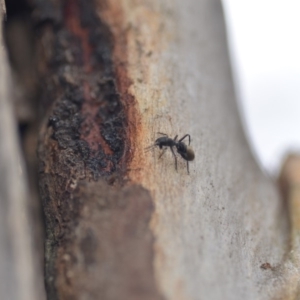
top-left (0, 3), bottom-right (45, 300)
top-left (114, 0), bottom-right (290, 298)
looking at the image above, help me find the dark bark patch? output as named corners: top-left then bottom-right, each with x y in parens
top-left (53, 181), bottom-right (165, 300)
top-left (79, 228), bottom-right (98, 267)
top-left (37, 0), bottom-right (129, 179)
top-left (35, 0), bottom-right (163, 299)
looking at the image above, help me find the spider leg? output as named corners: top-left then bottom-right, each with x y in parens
top-left (170, 146), bottom-right (178, 171)
top-left (186, 161), bottom-right (190, 174)
top-left (158, 147), bottom-right (167, 159)
top-left (144, 144), bottom-right (155, 151)
top-left (179, 134), bottom-right (191, 145)
top-left (157, 132), bottom-right (168, 136)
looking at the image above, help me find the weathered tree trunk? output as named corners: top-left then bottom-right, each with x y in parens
top-left (29, 0), bottom-right (299, 299)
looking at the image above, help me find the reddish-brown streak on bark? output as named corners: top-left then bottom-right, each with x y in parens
top-left (116, 77), bottom-right (135, 168)
top-left (103, 4), bottom-right (141, 172)
top-left (64, 0), bottom-right (113, 156)
top-left (64, 0), bottom-right (92, 73)
top-left (81, 81), bottom-right (113, 155)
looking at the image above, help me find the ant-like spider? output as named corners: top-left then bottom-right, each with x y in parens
top-left (146, 133), bottom-right (195, 174)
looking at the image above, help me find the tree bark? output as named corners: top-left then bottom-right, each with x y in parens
top-left (0, 2), bottom-right (45, 300)
top-left (34, 0), bottom-right (297, 299)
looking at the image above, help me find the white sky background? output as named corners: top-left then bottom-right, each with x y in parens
top-left (221, 0), bottom-right (300, 174)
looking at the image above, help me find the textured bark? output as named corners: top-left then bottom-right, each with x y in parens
top-left (34, 0), bottom-right (298, 300)
top-left (36, 0), bottom-right (162, 299)
top-left (0, 2), bottom-right (45, 300)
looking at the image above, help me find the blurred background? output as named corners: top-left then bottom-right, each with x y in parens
top-left (222, 0), bottom-right (300, 174)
